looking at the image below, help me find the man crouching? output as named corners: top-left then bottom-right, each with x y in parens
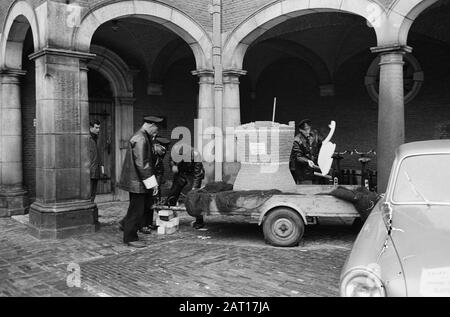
top-left (118, 116), bottom-right (163, 248)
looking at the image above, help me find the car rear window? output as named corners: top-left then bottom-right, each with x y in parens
top-left (393, 154), bottom-right (450, 203)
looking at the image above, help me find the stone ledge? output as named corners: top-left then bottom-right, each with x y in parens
top-left (0, 191), bottom-right (28, 217)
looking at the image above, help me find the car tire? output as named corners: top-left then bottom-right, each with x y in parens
top-left (263, 207), bottom-right (304, 247)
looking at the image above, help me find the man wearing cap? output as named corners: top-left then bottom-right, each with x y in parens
top-left (290, 119), bottom-right (323, 184)
top-left (118, 115), bottom-right (163, 248)
top-left (166, 143), bottom-right (205, 229)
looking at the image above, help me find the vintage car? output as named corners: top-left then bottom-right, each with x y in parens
top-left (340, 140), bottom-right (450, 297)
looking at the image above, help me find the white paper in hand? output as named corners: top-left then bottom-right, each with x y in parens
top-left (318, 121), bottom-right (336, 176)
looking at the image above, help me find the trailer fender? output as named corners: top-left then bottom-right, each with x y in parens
top-left (258, 203), bottom-right (307, 226)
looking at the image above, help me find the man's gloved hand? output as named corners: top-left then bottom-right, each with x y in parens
top-left (172, 165), bottom-right (179, 174)
top-left (308, 160), bottom-right (315, 168)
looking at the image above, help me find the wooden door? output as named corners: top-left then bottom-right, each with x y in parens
top-left (89, 99), bottom-right (114, 195)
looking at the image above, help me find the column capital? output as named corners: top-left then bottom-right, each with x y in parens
top-left (29, 48), bottom-right (96, 61)
top-left (118, 96), bottom-right (136, 105)
top-left (0, 68), bottom-right (27, 84)
top-left (223, 69), bottom-right (247, 85)
top-left (0, 68), bottom-right (27, 77)
top-left (370, 44), bottom-right (412, 55)
top-left (192, 69), bottom-right (214, 85)
top-left (191, 69), bottom-right (214, 77)
top-left (223, 69), bottom-right (247, 78)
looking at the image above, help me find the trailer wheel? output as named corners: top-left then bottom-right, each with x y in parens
top-left (263, 208), bottom-right (304, 247)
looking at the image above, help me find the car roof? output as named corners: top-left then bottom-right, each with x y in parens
top-left (396, 140), bottom-right (450, 160)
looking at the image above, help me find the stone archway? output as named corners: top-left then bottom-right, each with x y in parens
top-left (393, 0), bottom-right (441, 46)
top-left (246, 38), bottom-right (332, 91)
top-left (219, 0), bottom-right (384, 182)
top-left (223, 0), bottom-right (385, 70)
top-left (0, 1), bottom-right (40, 69)
top-left (87, 45), bottom-right (136, 201)
top-left (73, 0), bottom-right (212, 70)
top-left (0, 1), bottom-right (39, 217)
top-left (72, 0), bottom-right (215, 183)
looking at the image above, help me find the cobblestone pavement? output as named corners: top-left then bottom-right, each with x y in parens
top-left (0, 201), bottom-right (357, 297)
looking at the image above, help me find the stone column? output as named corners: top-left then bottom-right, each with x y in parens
top-left (222, 69), bottom-right (247, 183)
top-left (28, 48), bottom-right (97, 239)
top-left (115, 96), bottom-right (134, 201)
top-left (371, 45), bottom-right (411, 192)
top-left (192, 70), bottom-right (214, 183)
top-left (0, 69), bottom-right (28, 217)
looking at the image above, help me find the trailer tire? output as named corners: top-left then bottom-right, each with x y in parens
top-left (263, 208), bottom-right (304, 247)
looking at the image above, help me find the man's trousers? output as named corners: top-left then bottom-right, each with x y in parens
top-left (123, 192), bottom-right (153, 243)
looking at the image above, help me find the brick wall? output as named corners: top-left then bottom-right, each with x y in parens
top-left (59, 0), bottom-right (213, 32)
top-left (222, 0), bottom-right (276, 33)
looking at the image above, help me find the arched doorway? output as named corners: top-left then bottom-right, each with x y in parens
top-left (88, 69), bottom-right (115, 201)
top-left (0, 1), bottom-right (39, 216)
top-left (81, 5), bottom-right (206, 197)
top-left (403, 0), bottom-right (450, 141)
top-left (227, 8), bottom-right (378, 183)
top-left (86, 45), bottom-right (136, 202)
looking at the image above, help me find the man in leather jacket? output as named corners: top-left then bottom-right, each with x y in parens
top-left (118, 116), bottom-right (163, 248)
top-left (290, 119), bottom-right (323, 184)
top-left (166, 143), bottom-right (205, 228)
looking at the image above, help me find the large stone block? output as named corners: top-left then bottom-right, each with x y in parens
top-left (0, 188), bottom-right (28, 217)
top-left (35, 168), bottom-right (56, 203)
top-left (55, 168), bottom-right (81, 201)
top-left (233, 121), bottom-right (296, 192)
top-left (28, 200), bottom-right (98, 239)
top-left (36, 134), bottom-right (56, 169)
top-left (54, 134), bottom-right (81, 169)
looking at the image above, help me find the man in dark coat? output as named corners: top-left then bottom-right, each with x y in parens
top-left (118, 116), bottom-right (163, 248)
top-left (290, 119), bottom-right (323, 184)
top-left (89, 120), bottom-right (104, 202)
top-left (153, 136), bottom-right (171, 204)
top-left (166, 143), bottom-right (205, 228)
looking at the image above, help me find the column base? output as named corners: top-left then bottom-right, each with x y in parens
top-left (28, 200), bottom-right (98, 239)
top-left (0, 187), bottom-right (28, 217)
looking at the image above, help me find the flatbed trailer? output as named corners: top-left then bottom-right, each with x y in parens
top-left (154, 185), bottom-right (360, 247)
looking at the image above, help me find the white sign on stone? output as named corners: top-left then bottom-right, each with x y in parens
top-left (420, 267), bottom-right (450, 296)
top-left (249, 142), bottom-right (266, 155)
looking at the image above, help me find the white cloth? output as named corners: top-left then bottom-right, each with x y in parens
top-left (143, 175), bottom-right (158, 189)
